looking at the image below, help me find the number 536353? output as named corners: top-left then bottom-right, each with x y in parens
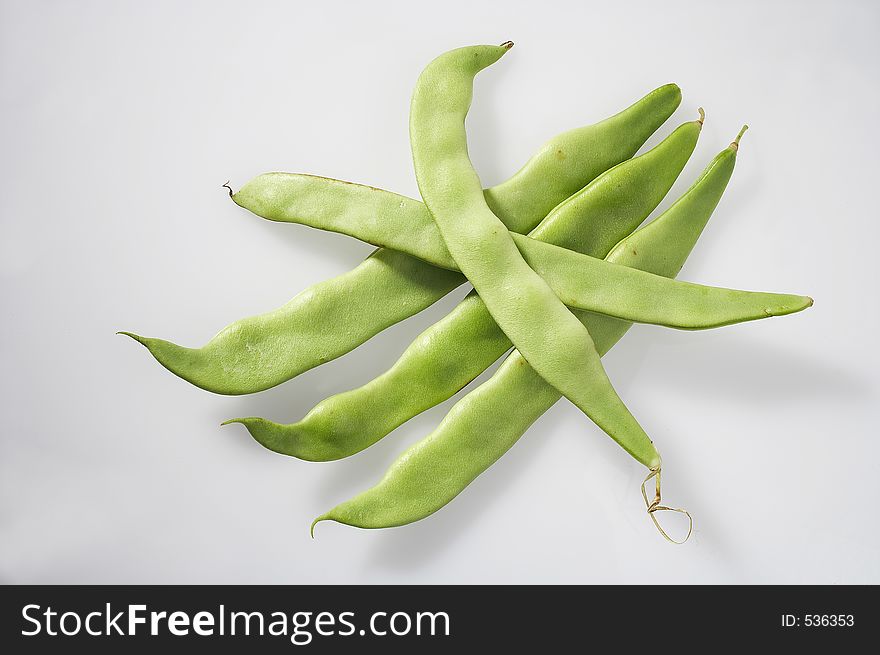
top-left (804, 615), bottom-right (854, 627)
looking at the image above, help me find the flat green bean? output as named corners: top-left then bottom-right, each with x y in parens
top-left (511, 233), bottom-right (811, 327)
top-left (228, 118), bottom-right (704, 460)
top-left (314, 134), bottom-right (744, 530)
top-left (120, 85), bottom-right (681, 395)
top-left (410, 43), bottom-right (659, 469)
top-left (232, 170), bottom-right (811, 330)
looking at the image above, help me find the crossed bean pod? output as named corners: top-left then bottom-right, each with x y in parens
top-left (122, 43), bottom-right (812, 542)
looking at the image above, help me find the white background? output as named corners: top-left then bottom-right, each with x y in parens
top-left (2, 0), bottom-right (878, 584)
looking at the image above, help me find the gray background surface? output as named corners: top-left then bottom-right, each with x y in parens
top-left (2, 0), bottom-right (878, 584)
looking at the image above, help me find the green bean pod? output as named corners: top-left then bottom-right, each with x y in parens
top-left (228, 119), bottom-right (704, 459)
top-left (511, 234), bottom-right (811, 327)
top-left (410, 43), bottom-right (659, 469)
top-left (120, 84), bottom-right (681, 395)
top-left (232, 170), bottom-right (811, 330)
top-left (314, 134), bottom-right (747, 530)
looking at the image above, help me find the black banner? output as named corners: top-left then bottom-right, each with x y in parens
top-left (0, 585), bottom-right (874, 652)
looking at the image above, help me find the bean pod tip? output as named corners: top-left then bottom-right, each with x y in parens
top-left (117, 331), bottom-right (145, 346)
top-left (310, 515), bottom-right (328, 539)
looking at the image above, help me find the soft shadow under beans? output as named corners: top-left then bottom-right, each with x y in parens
top-left (608, 330), bottom-right (867, 406)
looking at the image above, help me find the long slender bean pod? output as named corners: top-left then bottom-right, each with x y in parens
top-left (120, 85), bottom-right (681, 395)
top-left (314, 133), bottom-right (747, 530)
top-left (232, 173), bottom-right (810, 329)
top-left (410, 43), bottom-right (659, 468)
top-left (511, 234), bottom-right (811, 327)
top-left (228, 118), bottom-right (704, 459)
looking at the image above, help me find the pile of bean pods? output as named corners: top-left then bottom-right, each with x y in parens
top-left (122, 43), bottom-right (812, 542)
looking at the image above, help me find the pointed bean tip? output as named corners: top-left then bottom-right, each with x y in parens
top-left (221, 181), bottom-right (234, 198)
top-left (117, 331), bottom-right (146, 346)
top-left (500, 40), bottom-right (514, 50)
top-left (310, 515), bottom-right (329, 539)
top-left (770, 296), bottom-right (814, 317)
top-left (789, 295), bottom-right (814, 312)
top-left (222, 417), bottom-right (267, 435)
top-left (696, 107), bottom-right (705, 126)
